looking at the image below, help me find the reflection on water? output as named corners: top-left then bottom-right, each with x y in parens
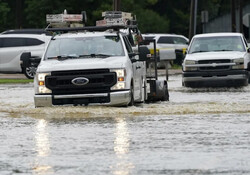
top-left (35, 120), bottom-right (50, 157)
top-left (112, 118), bottom-right (134, 175)
top-left (114, 118), bottom-right (130, 156)
top-left (33, 119), bottom-right (53, 175)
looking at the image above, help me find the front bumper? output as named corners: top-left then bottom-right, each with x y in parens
top-left (34, 90), bottom-right (130, 107)
top-left (183, 70), bottom-right (249, 87)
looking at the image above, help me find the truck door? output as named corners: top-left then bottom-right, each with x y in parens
top-left (123, 36), bottom-right (142, 101)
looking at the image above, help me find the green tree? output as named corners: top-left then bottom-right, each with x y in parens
top-left (24, 0), bottom-right (63, 28)
top-left (120, 0), bottom-right (169, 33)
top-left (0, 1), bottom-right (10, 31)
top-left (1, 0), bottom-right (243, 35)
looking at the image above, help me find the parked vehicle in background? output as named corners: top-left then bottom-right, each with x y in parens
top-left (182, 33), bottom-right (250, 87)
top-left (0, 29), bottom-right (51, 79)
top-left (142, 33), bottom-right (189, 66)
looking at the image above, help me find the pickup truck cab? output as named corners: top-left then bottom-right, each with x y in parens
top-left (33, 27), bottom-right (147, 107)
top-left (182, 33), bottom-right (250, 87)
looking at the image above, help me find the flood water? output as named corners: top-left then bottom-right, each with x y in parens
top-left (0, 74), bottom-right (250, 175)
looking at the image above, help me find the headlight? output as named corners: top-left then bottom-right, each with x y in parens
top-left (36, 73), bottom-right (52, 94)
top-left (111, 69), bottom-right (126, 90)
top-left (232, 58), bottom-right (244, 69)
top-left (185, 60), bottom-right (196, 65)
top-left (183, 60), bottom-right (197, 71)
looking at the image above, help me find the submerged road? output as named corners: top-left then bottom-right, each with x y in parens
top-left (0, 72), bottom-right (250, 175)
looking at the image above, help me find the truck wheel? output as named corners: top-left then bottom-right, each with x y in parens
top-left (23, 66), bottom-right (37, 79)
top-left (128, 85), bottom-right (134, 106)
top-left (162, 84), bottom-right (169, 101)
top-left (248, 71), bottom-right (250, 84)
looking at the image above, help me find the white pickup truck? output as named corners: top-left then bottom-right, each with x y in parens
top-left (182, 33), bottom-right (250, 87)
top-left (29, 26), bottom-right (149, 107)
top-left (23, 11), bottom-right (168, 107)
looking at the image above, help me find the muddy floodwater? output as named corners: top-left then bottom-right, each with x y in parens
top-left (0, 74), bottom-right (250, 175)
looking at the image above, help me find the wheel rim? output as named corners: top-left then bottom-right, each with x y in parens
top-left (25, 66), bottom-right (37, 78)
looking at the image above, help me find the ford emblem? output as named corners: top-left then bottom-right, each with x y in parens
top-left (71, 77), bottom-right (89, 86)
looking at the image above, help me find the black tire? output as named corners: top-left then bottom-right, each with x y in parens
top-left (23, 66), bottom-right (37, 79)
top-left (248, 71), bottom-right (250, 84)
top-left (162, 84), bottom-right (169, 101)
top-left (128, 85), bottom-right (134, 106)
top-left (164, 87), bottom-right (169, 101)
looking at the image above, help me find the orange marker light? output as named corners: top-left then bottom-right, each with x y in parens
top-left (39, 81), bottom-right (45, 86)
top-left (118, 77), bottom-right (124, 81)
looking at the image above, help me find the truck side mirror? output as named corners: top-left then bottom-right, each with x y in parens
top-left (20, 52), bottom-right (31, 68)
top-left (247, 48), bottom-right (250, 53)
top-left (128, 52), bottom-right (137, 58)
top-left (138, 46), bottom-right (150, 61)
top-left (129, 53), bottom-right (138, 63)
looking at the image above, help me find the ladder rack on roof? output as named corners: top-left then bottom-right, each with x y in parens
top-left (96, 11), bottom-right (136, 27)
top-left (45, 25), bottom-right (127, 33)
top-left (46, 10), bottom-right (87, 28)
top-left (45, 10), bottom-right (139, 38)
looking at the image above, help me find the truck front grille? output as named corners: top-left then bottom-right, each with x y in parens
top-left (198, 59), bottom-right (231, 71)
top-left (45, 69), bottom-right (117, 95)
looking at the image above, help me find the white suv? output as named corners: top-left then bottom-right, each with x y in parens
top-left (0, 29), bottom-right (51, 78)
top-left (182, 33), bottom-right (250, 87)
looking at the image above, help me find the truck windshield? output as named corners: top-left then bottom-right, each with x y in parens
top-left (45, 35), bottom-right (125, 60)
top-left (189, 36), bottom-right (246, 54)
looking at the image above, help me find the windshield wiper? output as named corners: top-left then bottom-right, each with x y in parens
top-left (47, 54), bottom-right (112, 60)
top-left (214, 49), bottom-right (234, 52)
top-left (191, 50), bottom-right (209, 54)
top-left (47, 55), bottom-right (79, 61)
top-left (79, 54), bottom-right (111, 58)
top-left (58, 55), bottom-right (79, 60)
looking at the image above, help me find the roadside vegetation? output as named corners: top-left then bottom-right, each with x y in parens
top-left (0, 0), bottom-right (235, 37)
top-left (171, 64), bottom-right (182, 69)
top-left (0, 79), bottom-right (33, 84)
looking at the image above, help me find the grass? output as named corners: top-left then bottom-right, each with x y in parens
top-left (0, 79), bottom-right (33, 84)
top-left (171, 64), bottom-right (182, 69)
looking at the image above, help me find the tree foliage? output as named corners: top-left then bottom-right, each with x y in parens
top-left (0, 1), bottom-right (10, 32)
top-left (0, 0), bottom-right (246, 37)
top-left (0, 0), bottom-right (170, 33)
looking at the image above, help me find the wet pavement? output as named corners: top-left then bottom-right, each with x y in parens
top-left (0, 74), bottom-right (250, 175)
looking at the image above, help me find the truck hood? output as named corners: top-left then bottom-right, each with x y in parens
top-left (185, 51), bottom-right (246, 61)
top-left (37, 56), bottom-right (128, 72)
